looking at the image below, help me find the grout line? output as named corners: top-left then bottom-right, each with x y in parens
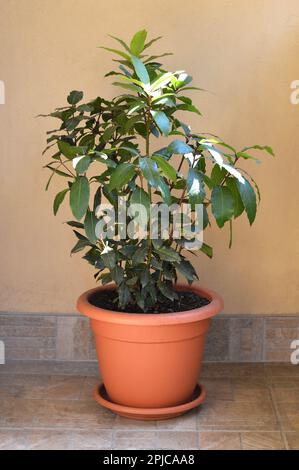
top-left (268, 385), bottom-right (287, 449)
top-left (281, 431), bottom-right (290, 451)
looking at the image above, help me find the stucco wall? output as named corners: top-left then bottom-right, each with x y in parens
top-left (0, 0), bottom-right (298, 314)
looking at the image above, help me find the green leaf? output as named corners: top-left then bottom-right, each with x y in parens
top-left (151, 155), bottom-right (177, 182)
top-left (156, 178), bottom-right (172, 205)
top-left (144, 35), bottom-right (162, 49)
top-left (84, 209), bottom-right (98, 244)
top-left (139, 157), bottom-right (160, 187)
top-left (175, 260), bottom-right (198, 284)
top-left (102, 126), bottom-right (115, 142)
top-left (132, 247), bottom-right (148, 265)
top-left (150, 110), bottom-right (171, 135)
top-left (109, 163), bottom-right (136, 190)
top-left (71, 239), bottom-right (90, 254)
top-left (130, 187), bottom-right (150, 214)
top-left (57, 141), bottom-right (85, 159)
top-left (211, 186), bottom-right (234, 228)
top-left (236, 151), bottom-right (260, 161)
top-left (150, 72), bottom-right (174, 92)
top-left (70, 176), bottom-right (90, 221)
top-left (200, 242), bottom-right (213, 258)
top-left (53, 188), bottom-right (69, 215)
top-left (242, 145), bottom-right (274, 156)
top-left (176, 103), bottom-right (201, 115)
top-left (111, 265), bottom-right (124, 285)
top-left (73, 155), bottom-right (91, 174)
top-left (131, 55), bottom-right (150, 85)
top-left (109, 35), bottom-right (131, 53)
top-left (66, 220), bottom-right (84, 228)
top-left (167, 139), bottom-right (193, 154)
top-left (139, 158), bottom-right (171, 204)
top-left (158, 283), bottom-right (178, 301)
top-left (100, 47), bottom-right (131, 61)
top-left (118, 282), bottom-right (131, 308)
top-left (211, 164), bottom-right (227, 186)
top-left (154, 245), bottom-right (181, 263)
top-left (101, 252), bottom-right (116, 270)
top-left (171, 73), bottom-right (193, 89)
top-left (67, 90), bottom-right (83, 105)
top-left (130, 29), bottom-right (147, 56)
top-left (93, 186), bottom-right (102, 211)
top-left (187, 168), bottom-right (205, 204)
top-left (226, 177), bottom-right (244, 218)
top-left (236, 178), bottom-right (257, 225)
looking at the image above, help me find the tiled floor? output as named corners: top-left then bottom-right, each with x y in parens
top-left (0, 361), bottom-right (298, 450)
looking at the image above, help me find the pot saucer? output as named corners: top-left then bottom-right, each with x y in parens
top-left (93, 383), bottom-right (206, 420)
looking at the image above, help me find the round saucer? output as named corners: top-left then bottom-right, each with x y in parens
top-left (93, 383), bottom-right (206, 420)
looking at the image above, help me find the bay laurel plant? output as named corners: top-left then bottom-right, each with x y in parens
top-left (42, 29), bottom-right (274, 312)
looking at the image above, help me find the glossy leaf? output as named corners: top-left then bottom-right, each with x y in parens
top-left (70, 176), bottom-right (90, 221)
top-left (211, 186), bottom-right (234, 228)
top-left (150, 110), bottom-right (171, 135)
top-left (109, 163), bottom-right (136, 190)
top-left (84, 209), bottom-right (98, 244)
top-left (236, 178), bottom-right (257, 225)
top-left (187, 168), bottom-right (205, 204)
top-left (131, 55), bottom-right (150, 85)
top-left (139, 158), bottom-right (159, 186)
top-left (151, 155), bottom-right (177, 182)
top-left (67, 90), bottom-right (83, 105)
top-left (200, 242), bottom-right (213, 258)
top-left (226, 177), bottom-right (244, 218)
top-left (167, 139), bottom-right (193, 154)
top-left (58, 141), bottom-right (85, 159)
top-left (53, 189), bottom-right (69, 215)
top-left (130, 29), bottom-right (147, 56)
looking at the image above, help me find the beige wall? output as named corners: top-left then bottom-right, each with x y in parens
top-left (0, 0), bottom-right (298, 314)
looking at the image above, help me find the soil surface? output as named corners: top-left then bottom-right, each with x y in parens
top-left (89, 289), bottom-right (210, 314)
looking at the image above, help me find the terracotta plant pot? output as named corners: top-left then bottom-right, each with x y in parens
top-left (77, 283), bottom-right (223, 420)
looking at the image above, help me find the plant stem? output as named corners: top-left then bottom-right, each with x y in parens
top-left (145, 98), bottom-right (152, 266)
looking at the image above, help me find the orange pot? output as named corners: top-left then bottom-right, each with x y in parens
top-left (77, 283), bottom-right (223, 419)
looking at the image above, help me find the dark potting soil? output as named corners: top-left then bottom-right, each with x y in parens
top-left (89, 289), bottom-right (210, 314)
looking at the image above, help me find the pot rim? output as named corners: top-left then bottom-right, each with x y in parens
top-left (77, 283), bottom-right (223, 326)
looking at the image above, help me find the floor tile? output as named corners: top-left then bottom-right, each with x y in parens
top-left (157, 431), bottom-right (199, 450)
top-left (241, 432), bottom-right (285, 450)
top-left (276, 403), bottom-right (299, 431)
top-left (201, 363), bottom-right (265, 378)
top-left (0, 374), bottom-right (85, 400)
top-left (284, 432), bottom-right (299, 450)
top-left (264, 363), bottom-right (299, 378)
top-left (197, 396), bottom-right (279, 431)
top-left (79, 376), bottom-right (100, 401)
top-left (114, 415), bottom-right (156, 430)
top-left (232, 378), bottom-right (271, 402)
top-left (270, 378), bottom-right (299, 403)
top-left (198, 431), bottom-right (241, 450)
top-left (202, 378), bottom-right (233, 400)
top-left (113, 431), bottom-right (157, 450)
top-left (156, 410), bottom-right (197, 430)
top-left (0, 429), bottom-right (112, 450)
top-left (0, 397), bottom-right (115, 430)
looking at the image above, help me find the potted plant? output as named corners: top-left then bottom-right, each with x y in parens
top-left (42, 30), bottom-right (273, 420)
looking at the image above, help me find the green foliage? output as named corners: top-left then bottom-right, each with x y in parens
top-left (41, 29), bottom-right (274, 312)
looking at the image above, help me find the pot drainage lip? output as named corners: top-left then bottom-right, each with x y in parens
top-left (93, 383), bottom-right (206, 420)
